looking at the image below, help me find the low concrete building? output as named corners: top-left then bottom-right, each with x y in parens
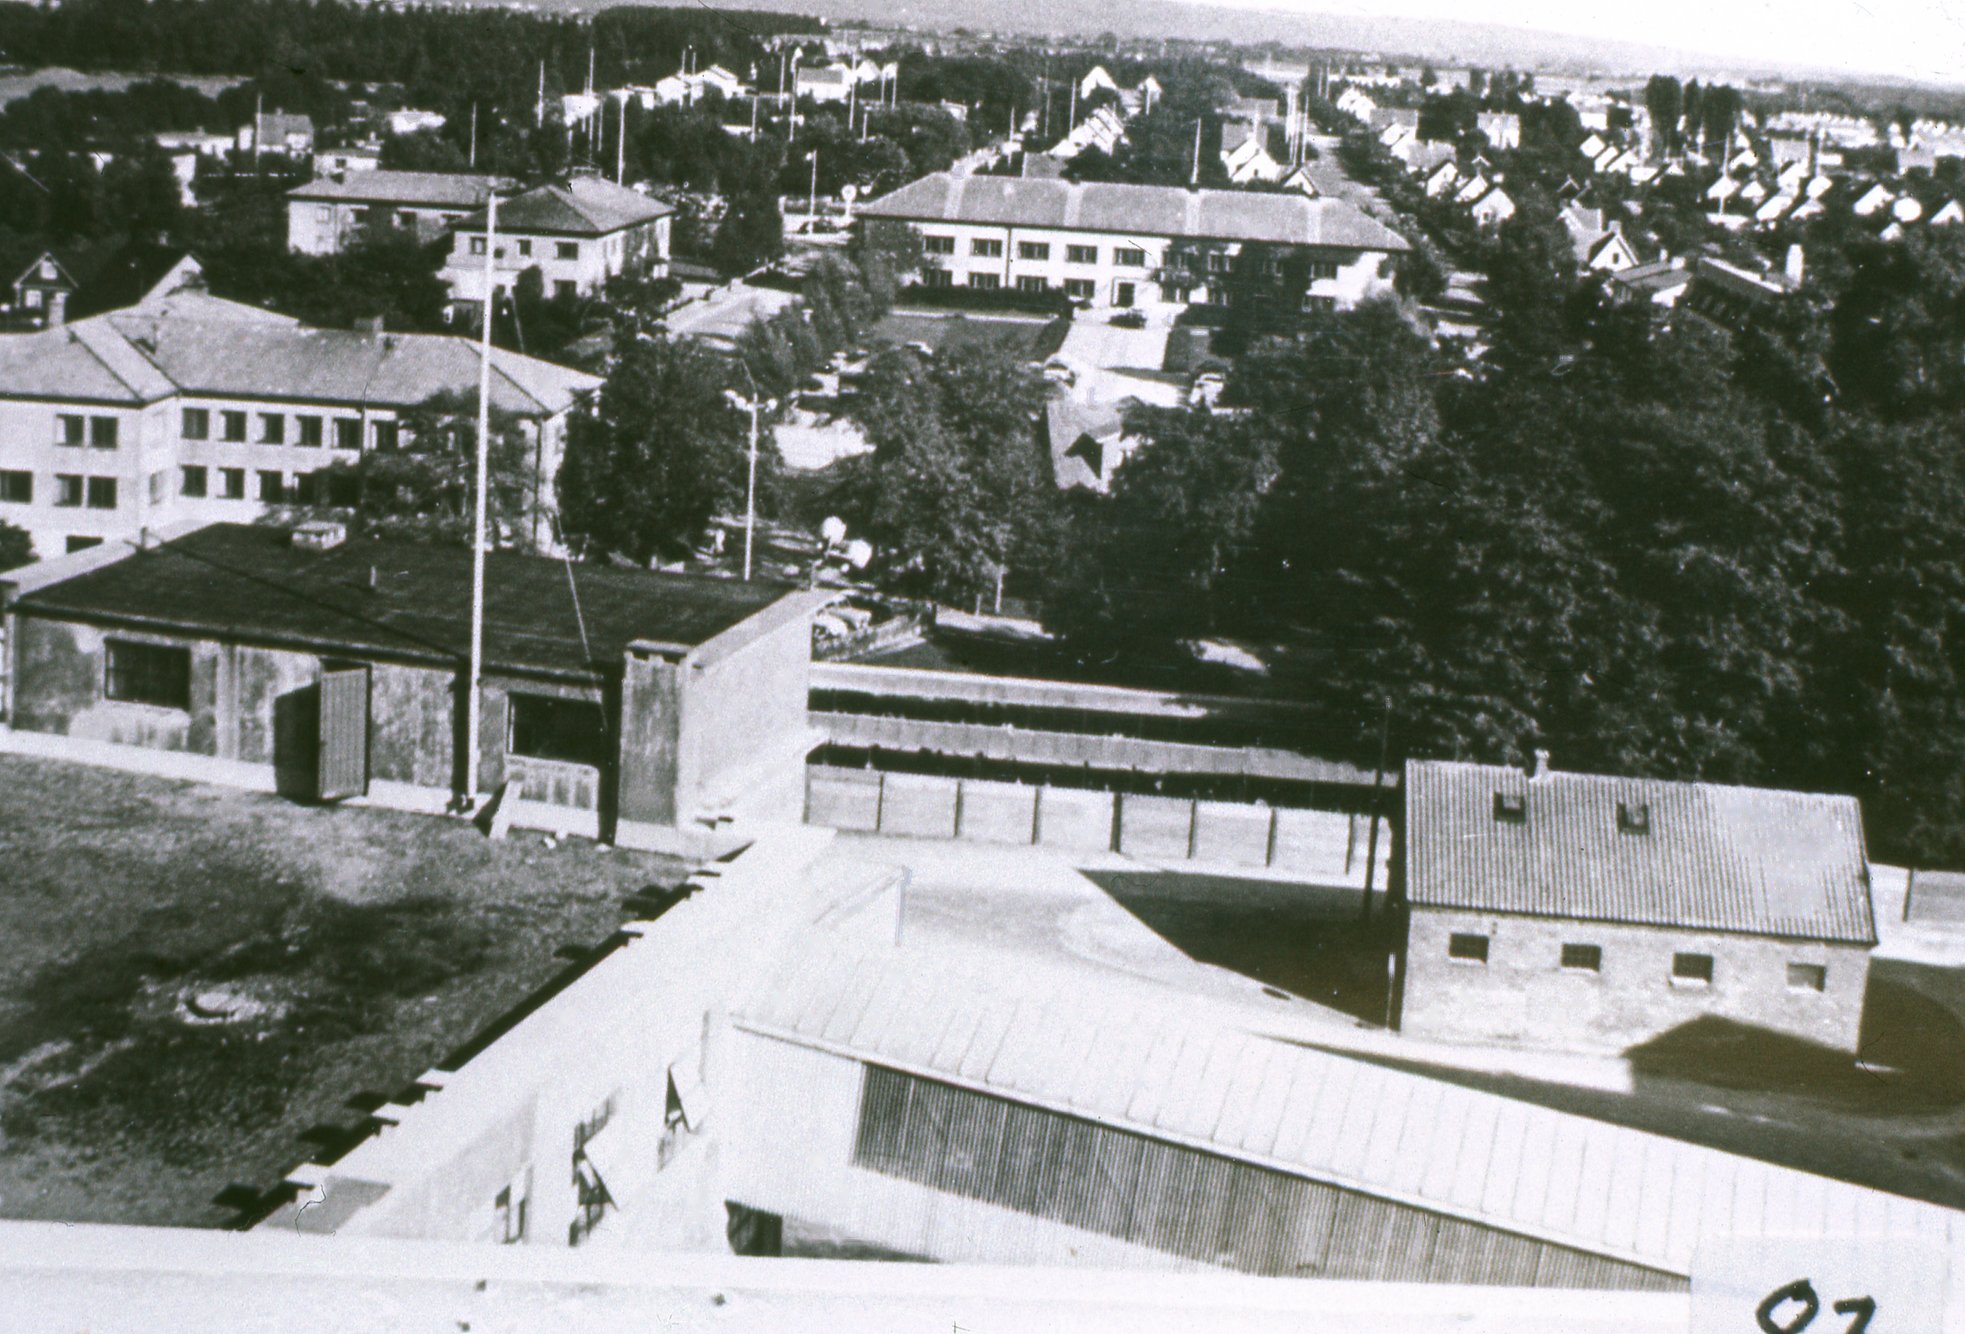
top-left (286, 171), bottom-right (509, 255)
top-left (1399, 758), bottom-right (1877, 1054)
top-left (0, 523), bottom-right (828, 849)
top-left (440, 177), bottom-right (674, 315)
top-left (858, 172), bottom-right (1408, 312)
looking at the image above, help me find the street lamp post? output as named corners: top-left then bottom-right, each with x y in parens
top-left (807, 149), bottom-right (819, 227)
top-left (723, 386), bottom-right (776, 581)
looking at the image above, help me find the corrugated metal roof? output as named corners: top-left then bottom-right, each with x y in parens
top-left (734, 942), bottom-right (1956, 1277)
top-left (1403, 761), bottom-right (1876, 943)
top-left (858, 173), bottom-right (1410, 253)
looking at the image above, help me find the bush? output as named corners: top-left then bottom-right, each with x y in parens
top-left (895, 283), bottom-right (1074, 316)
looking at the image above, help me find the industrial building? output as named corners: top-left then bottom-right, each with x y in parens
top-left (1399, 757), bottom-right (1877, 1053)
top-left (0, 523), bottom-right (828, 850)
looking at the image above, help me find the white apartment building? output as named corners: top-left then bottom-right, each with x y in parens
top-left (0, 289), bottom-right (598, 560)
top-left (858, 173), bottom-right (1409, 311)
top-left (286, 171), bottom-right (510, 255)
top-left (440, 177), bottom-right (674, 315)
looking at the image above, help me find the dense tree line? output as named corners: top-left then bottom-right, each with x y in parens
top-left (1038, 223), bottom-right (1965, 868)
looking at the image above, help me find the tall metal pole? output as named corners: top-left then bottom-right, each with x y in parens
top-left (743, 399), bottom-right (758, 582)
top-left (616, 95), bottom-right (626, 183)
top-left (808, 149), bottom-right (818, 224)
top-left (465, 191), bottom-right (498, 811)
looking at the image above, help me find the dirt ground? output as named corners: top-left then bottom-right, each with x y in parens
top-left (0, 754), bottom-right (686, 1228)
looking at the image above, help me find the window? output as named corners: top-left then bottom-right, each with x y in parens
top-left (88, 416), bottom-right (117, 449)
top-left (221, 410), bottom-right (247, 442)
top-left (0, 470), bottom-right (28, 503)
top-left (257, 470), bottom-right (285, 502)
top-left (218, 467), bottom-right (246, 499)
top-left (105, 639), bottom-right (191, 709)
top-left (1064, 278), bottom-right (1096, 299)
top-left (1115, 247), bottom-right (1146, 267)
top-left (1616, 801), bottom-right (1651, 835)
top-left (1560, 943), bottom-right (1602, 972)
top-left (372, 420), bottom-right (400, 451)
top-left (1672, 952), bottom-right (1714, 987)
top-left (470, 236), bottom-right (487, 255)
top-left (181, 465), bottom-right (208, 498)
top-left (1448, 932), bottom-right (1490, 964)
top-left (1066, 244), bottom-right (1098, 264)
top-left (181, 408), bottom-right (210, 440)
top-left (556, 241), bottom-right (579, 260)
top-left (316, 205), bottom-right (333, 223)
top-left (258, 413), bottom-right (286, 445)
top-left (1787, 962), bottom-right (1827, 992)
top-left (923, 234), bottom-right (956, 255)
top-left (1018, 241), bottom-right (1050, 260)
top-left (494, 1174), bottom-right (529, 1245)
top-left (517, 239), bottom-right (533, 258)
top-left (85, 477), bottom-right (116, 510)
top-left (65, 535), bottom-right (101, 553)
top-left (293, 471), bottom-right (324, 505)
top-left (333, 419), bottom-right (362, 450)
top-left (1207, 252), bottom-right (1231, 273)
top-left (970, 238), bottom-right (1004, 258)
top-left (923, 268), bottom-right (953, 287)
top-left (968, 272), bottom-right (1001, 290)
top-left (297, 415), bottom-right (324, 448)
top-left (1308, 259), bottom-right (1341, 281)
top-left (1016, 275), bottom-right (1048, 293)
top-left (554, 279), bottom-right (578, 300)
top-left (147, 470), bottom-right (167, 504)
top-left (508, 694), bottom-right (609, 768)
top-left (1492, 791), bottom-right (1527, 824)
top-left (56, 414), bottom-right (84, 447)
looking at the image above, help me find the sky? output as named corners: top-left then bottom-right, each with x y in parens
top-left (1243, 0), bottom-right (1965, 84)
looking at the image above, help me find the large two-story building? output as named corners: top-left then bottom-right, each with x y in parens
top-left (0, 286), bottom-right (598, 559)
top-left (286, 171), bottom-right (510, 255)
top-left (439, 177), bottom-right (674, 317)
top-left (856, 172), bottom-right (1409, 311)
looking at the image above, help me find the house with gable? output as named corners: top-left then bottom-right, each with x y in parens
top-left (440, 175), bottom-right (674, 315)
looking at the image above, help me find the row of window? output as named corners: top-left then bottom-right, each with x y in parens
top-left (922, 271), bottom-right (1106, 298)
top-left (2, 466), bottom-right (340, 507)
top-left (325, 205), bottom-right (467, 230)
top-left (922, 235), bottom-right (1147, 266)
top-left (468, 236), bottom-right (582, 262)
top-left (54, 415), bottom-right (119, 449)
top-left (181, 408), bottom-right (386, 450)
top-left (1445, 932), bottom-right (1828, 992)
top-left (182, 465), bottom-right (345, 504)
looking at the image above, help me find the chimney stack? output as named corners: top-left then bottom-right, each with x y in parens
top-left (1529, 749), bottom-right (1552, 781)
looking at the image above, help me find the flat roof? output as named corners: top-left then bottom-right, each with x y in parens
top-left (1404, 760), bottom-right (1876, 944)
top-left (16, 524), bottom-right (797, 679)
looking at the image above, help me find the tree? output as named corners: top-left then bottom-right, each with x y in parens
top-left (99, 143), bottom-right (183, 241)
top-left (379, 129), bottom-right (471, 173)
top-left (0, 519), bottom-right (34, 573)
top-left (845, 217), bottom-right (924, 309)
top-left (1643, 74), bottom-right (1683, 156)
top-left (310, 392), bottom-right (546, 550)
top-left (710, 187), bottom-right (784, 277)
top-left (556, 333), bottom-right (754, 564)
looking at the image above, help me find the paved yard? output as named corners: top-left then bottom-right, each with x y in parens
top-left (0, 754), bottom-right (686, 1227)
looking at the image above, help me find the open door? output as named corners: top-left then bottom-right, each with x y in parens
top-left (317, 663), bottom-right (370, 801)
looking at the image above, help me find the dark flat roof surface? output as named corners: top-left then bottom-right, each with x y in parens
top-left (17, 524), bottom-right (793, 678)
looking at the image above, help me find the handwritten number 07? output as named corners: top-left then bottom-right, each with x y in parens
top-left (1756, 1279), bottom-right (1877, 1334)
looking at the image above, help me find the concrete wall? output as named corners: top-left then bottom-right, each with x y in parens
top-left (1400, 907), bottom-right (1870, 1053)
top-left (258, 830), bottom-right (837, 1250)
top-left (804, 765), bottom-right (1388, 886)
top-left (673, 596), bottom-right (816, 826)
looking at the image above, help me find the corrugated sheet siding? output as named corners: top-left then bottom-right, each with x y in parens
top-left (852, 1065), bottom-right (1682, 1290)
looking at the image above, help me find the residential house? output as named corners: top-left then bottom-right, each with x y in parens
top-left (1043, 394), bottom-right (1136, 492)
top-left (1606, 257), bottom-right (1692, 308)
top-left (1422, 160), bottom-right (1461, 197)
top-left (0, 523), bottom-right (827, 847)
top-left (1474, 112), bottom-right (1520, 149)
top-left (1891, 195), bottom-right (1924, 224)
top-left (1682, 250), bottom-right (1804, 330)
top-left (286, 171), bottom-right (509, 255)
top-left (858, 172), bottom-right (1409, 312)
top-left (1852, 183), bottom-right (1895, 217)
top-left (793, 64), bottom-right (856, 104)
top-left (1049, 106), bottom-right (1125, 160)
top-left (1577, 132), bottom-right (1608, 163)
top-left (1451, 173), bottom-right (1490, 205)
top-left (1755, 193), bottom-right (1799, 226)
top-left (311, 147), bottom-right (383, 177)
top-left (1931, 199), bottom-right (1964, 227)
top-left (1739, 178), bottom-right (1770, 205)
top-left (1790, 197), bottom-right (1827, 222)
top-left (0, 287), bottom-right (597, 557)
top-left (1399, 757), bottom-right (1876, 1053)
top-left (1279, 163), bottom-right (1321, 196)
top-left (1468, 185), bottom-right (1515, 228)
top-left (237, 112), bottom-right (315, 156)
top-left (1582, 229), bottom-right (1640, 272)
top-left (1333, 85), bottom-right (1376, 120)
top-left (1077, 65), bottom-right (1122, 101)
top-left (440, 176), bottom-right (675, 315)
top-left (7, 246), bottom-right (203, 331)
top-left (1220, 121), bottom-right (1283, 184)
top-left (1705, 175), bottom-right (1741, 205)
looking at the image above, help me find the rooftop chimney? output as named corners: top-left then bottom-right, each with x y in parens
top-left (1529, 749), bottom-right (1552, 782)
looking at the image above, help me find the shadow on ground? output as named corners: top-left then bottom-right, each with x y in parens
top-left (1082, 870), bottom-right (1395, 1025)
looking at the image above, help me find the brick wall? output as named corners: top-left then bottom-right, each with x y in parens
top-left (1400, 907), bottom-right (1870, 1054)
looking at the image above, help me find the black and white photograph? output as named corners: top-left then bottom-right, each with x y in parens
top-left (0, 0), bottom-right (1960, 1326)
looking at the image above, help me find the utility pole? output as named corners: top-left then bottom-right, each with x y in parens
top-left (1359, 699), bottom-right (1391, 924)
top-left (723, 384), bottom-right (774, 581)
top-left (1190, 117), bottom-right (1202, 185)
top-left (616, 95), bottom-right (626, 183)
top-left (465, 189), bottom-right (498, 813)
top-left (469, 102), bottom-right (477, 168)
top-left (807, 148), bottom-right (819, 226)
top-left (536, 61), bottom-right (545, 129)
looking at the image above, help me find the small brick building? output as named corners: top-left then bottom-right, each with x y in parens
top-left (0, 523), bottom-right (827, 849)
top-left (1398, 758), bottom-right (1877, 1054)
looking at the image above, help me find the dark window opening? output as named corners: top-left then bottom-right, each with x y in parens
top-left (1560, 943), bottom-right (1601, 972)
top-left (509, 694), bottom-right (609, 768)
top-left (1672, 952), bottom-right (1714, 986)
top-left (1493, 791), bottom-right (1526, 824)
top-left (1787, 962), bottom-right (1826, 992)
top-left (181, 466), bottom-right (208, 498)
top-left (221, 410), bottom-right (248, 442)
top-left (1616, 801), bottom-right (1651, 834)
top-left (105, 638), bottom-right (192, 709)
top-left (1448, 932), bottom-right (1489, 963)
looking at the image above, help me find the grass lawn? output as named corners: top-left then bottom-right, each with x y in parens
top-left (0, 754), bottom-right (687, 1228)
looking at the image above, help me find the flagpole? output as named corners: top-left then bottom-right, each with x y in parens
top-left (465, 190), bottom-right (497, 812)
